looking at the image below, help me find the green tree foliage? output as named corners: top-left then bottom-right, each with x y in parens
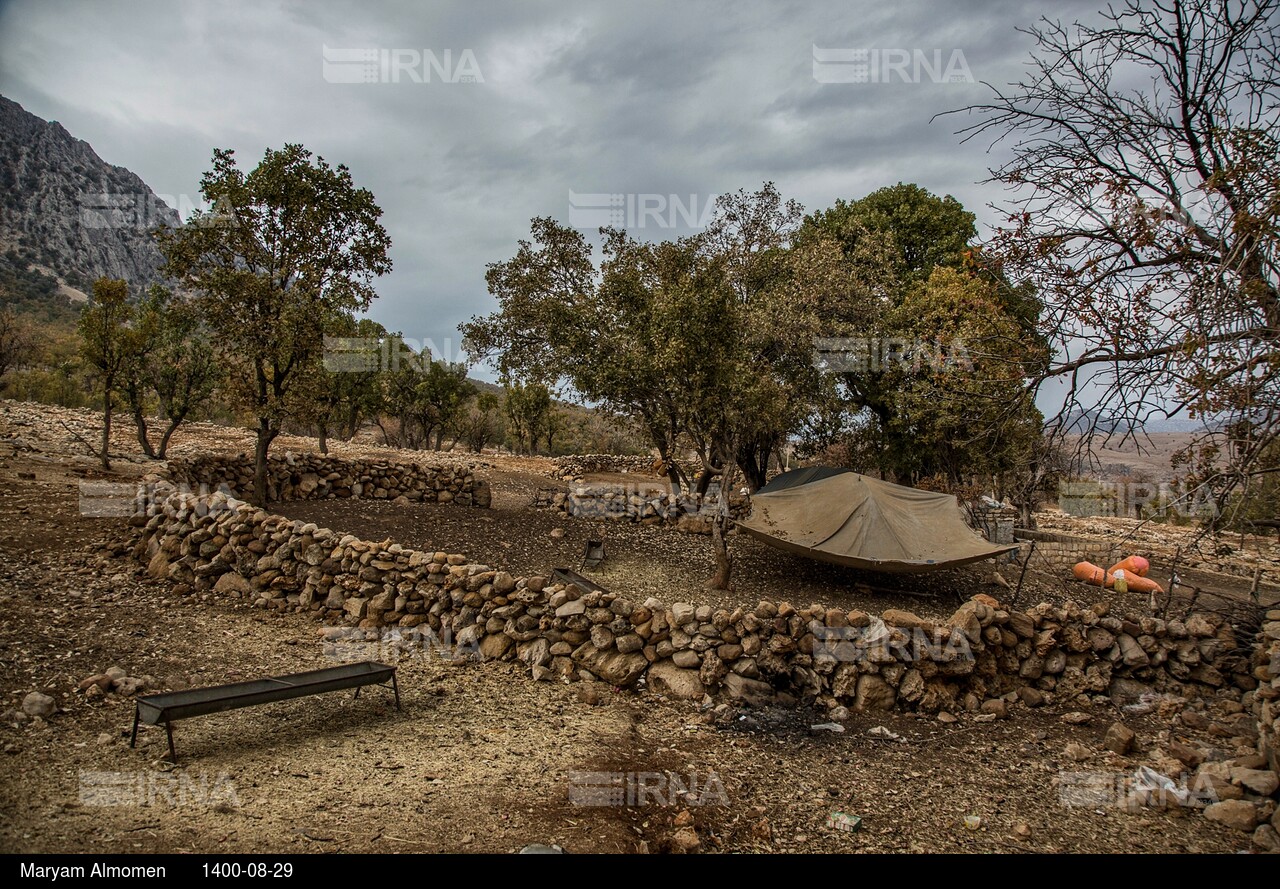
top-left (157, 145), bottom-right (391, 504)
top-left (77, 278), bottom-right (132, 468)
top-left (119, 286), bottom-right (221, 459)
top-left (2, 325), bottom-right (87, 406)
top-left (383, 346), bottom-right (476, 450)
top-left (0, 306), bottom-right (33, 381)
top-left (465, 184), bottom-right (856, 586)
top-left (294, 316), bottom-right (390, 453)
top-left (799, 184), bottom-right (1047, 506)
top-left (883, 267), bottom-right (1045, 490)
top-left (801, 182), bottom-right (975, 289)
top-left (503, 377), bottom-right (552, 455)
top-left (455, 390), bottom-right (505, 453)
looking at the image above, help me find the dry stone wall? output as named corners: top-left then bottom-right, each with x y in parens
top-left (164, 454), bottom-right (488, 507)
top-left (1014, 528), bottom-right (1119, 568)
top-left (136, 491), bottom-right (1257, 715)
top-left (538, 486), bottom-right (745, 531)
top-left (550, 454), bottom-right (656, 479)
top-left (1254, 610), bottom-right (1280, 776)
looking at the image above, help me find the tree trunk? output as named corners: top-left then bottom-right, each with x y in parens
top-left (695, 466), bottom-right (718, 497)
top-left (705, 463), bottom-right (738, 590)
top-left (252, 418), bottom-right (277, 507)
top-left (736, 443), bottom-right (769, 493)
top-left (707, 510), bottom-right (733, 590)
top-left (127, 392), bottom-right (156, 458)
top-left (100, 387), bottom-right (113, 470)
top-left (318, 423), bottom-right (329, 455)
top-left (157, 420), bottom-right (180, 460)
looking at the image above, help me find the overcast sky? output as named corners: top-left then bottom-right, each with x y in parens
top-left (0, 0), bottom-right (1105, 382)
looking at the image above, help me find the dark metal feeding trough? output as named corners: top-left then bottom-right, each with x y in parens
top-left (581, 538), bottom-right (606, 569)
top-left (130, 661), bottom-right (400, 762)
top-left (551, 567), bottom-right (608, 595)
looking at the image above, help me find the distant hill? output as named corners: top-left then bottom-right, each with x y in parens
top-left (1062, 406), bottom-right (1216, 435)
top-left (0, 94), bottom-right (178, 304)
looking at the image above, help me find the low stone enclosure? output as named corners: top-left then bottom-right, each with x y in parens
top-left (534, 485), bottom-right (747, 532)
top-left (163, 454), bottom-right (490, 507)
top-left (129, 473), bottom-right (1279, 791)
top-left (1014, 527), bottom-right (1131, 570)
top-left (550, 454), bottom-right (656, 480)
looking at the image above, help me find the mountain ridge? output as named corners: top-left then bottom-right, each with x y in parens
top-left (0, 94), bottom-right (178, 298)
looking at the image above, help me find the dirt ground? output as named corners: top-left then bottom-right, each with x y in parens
top-left (0, 401), bottom-right (1271, 853)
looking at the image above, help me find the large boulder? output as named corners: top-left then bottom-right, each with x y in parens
top-left (722, 672), bottom-right (775, 707)
top-left (854, 674), bottom-right (896, 711)
top-left (213, 572), bottom-right (252, 596)
top-left (647, 661), bottom-right (706, 700)
top-left (571, 643), bottom-right (648, 687)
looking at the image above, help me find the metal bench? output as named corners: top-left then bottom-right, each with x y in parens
top-left (129, 661), bottom-right (400, 762)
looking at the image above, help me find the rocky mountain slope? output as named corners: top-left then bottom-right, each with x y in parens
top-left (0, 94), bottom-right (178, 296)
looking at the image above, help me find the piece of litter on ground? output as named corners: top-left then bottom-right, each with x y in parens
top-left (827, 811), bottom-right (861, 832)
top-left (867, 725), bottom-right (901, 741)
top-left (809, 722), bottom-right (845, 733)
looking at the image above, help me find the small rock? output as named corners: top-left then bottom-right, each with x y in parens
top-left (810, 722), bottom-right (845, 734)
top-left (77, 674), bottom-right (113, 693)
top-left (867, 725), bottom-right (900, 741)
top-left (1013, 822), bottom-right (1032, 839)
top-left (1063, 742), bottom-right (1091, 762)
top-left (670, 826), bottom-right (701, 853)
top-left (574, 683), bottom-right (603, 706)
top-left (1103, 722), bottom-right (1136, 755)
top-left (114, 677), bottom-right (145, 697)
top-left (980, 699), bottom-right (1008, 719)
top-left (1231, 768), bottom-right (1279, 796)
top-left (1061, 711), bottom-right (1092, 725)
top-left (1180, 709), bottom-right (1209, 730)
top-left (21, 692), bottom-right (55, 719)
top-left (1016, 687), bottom-right (1045, 708)
top-left (549, 528), bottom-right (566, 540)
top-left (1254, 824), bottom-right (1280, 851)
top-left (1167, 740), bottom-right (1206, 769)
top-left (828, 705), bottom-right (850, 722)
top-left (936, 711), bottom-right (957, 724)
top-left (1203, 799), bottom-right (1259, 831)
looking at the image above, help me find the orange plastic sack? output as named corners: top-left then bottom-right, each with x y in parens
top-left (1072, 561), bottom-right (1110, 587)
top-left (1122, 573), bottom-right (1164, 594)
top-left (1108, 555), bottom-right (1150, 577)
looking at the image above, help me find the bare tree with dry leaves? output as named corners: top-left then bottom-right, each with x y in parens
top-left (949, 0), bottom-right (1280, 522)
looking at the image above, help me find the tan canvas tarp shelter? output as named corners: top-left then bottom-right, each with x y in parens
top-left (738, 468), bottom-right (1015, 573)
